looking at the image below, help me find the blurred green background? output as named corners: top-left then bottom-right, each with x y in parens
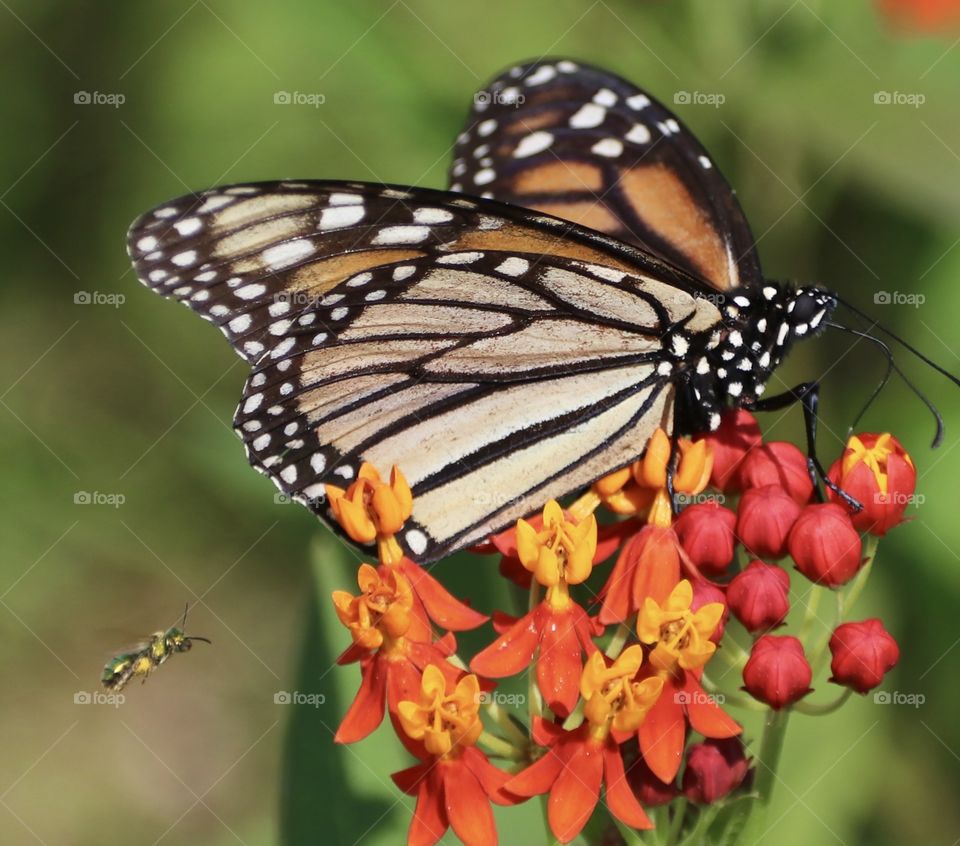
top-left (2, 0), bottom-right (960, 843)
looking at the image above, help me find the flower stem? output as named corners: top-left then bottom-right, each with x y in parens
top-left (794, 688), bottom-right (853, 716)
top-left (528, 579), bottom-right (543, 722)
top-left (665, 797), bottom-right (687, 844)
top-left (605, 622), bottom-right (632, 659)
top-left (737, 707), bottom-right (790, 844)
top-left (478, 730), bottom-right (525, 761)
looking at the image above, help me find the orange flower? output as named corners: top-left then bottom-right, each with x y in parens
top-left (393, 666), bottom-right (520, 846)
top-left (587, 429), bottom-right (713, 527)
top-left (471, 502), bottom-right (600, 717)
top-left (326, 463), bottom-right (413, 564)
top-left (332, 564), bottom-right (413, 651)
top-left (332, 564), bottom-right (461, 746)
top-left (633, 579), bottom-right (739, 784)
top-left (506, 650), bottom-right (663, 843)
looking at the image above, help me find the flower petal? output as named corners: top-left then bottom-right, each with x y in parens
top-left (335, 655), bottom-right (387, 744)
top-left (505, 745), bottom-right (564, 797)
top-left (549, 740), bottom-right (603, 843)
top-left (408, 769), bottom-right (448, 846)
top-left (537, 607), bottom-right (584, 717)
top-left (470, 609), bottom-right (540, 678)
top-left (399, 559), bottom-right (489, 630)
top-left (602, 742), bottom-right (653, 830)
top-left (638, 678), bottom-right (686, 783)
top-left (684, 675), bottom-right (741, 738)
top-left (444, 761), bottom-right (498, 846)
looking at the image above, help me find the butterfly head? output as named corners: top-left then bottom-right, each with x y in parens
top-left (681, 283), bottom-right (837, 432)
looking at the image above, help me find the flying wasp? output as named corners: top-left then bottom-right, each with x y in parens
top-left (101, 605), bottom-right (211, 692)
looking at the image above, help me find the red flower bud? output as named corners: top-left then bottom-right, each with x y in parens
top-left (788, 503), bottom-right (863, 587)
top-left (829, 618), bottom-right (900, 694)
top-left (626, 749), bottom-right (678, 806)
top-left (739, 441), bottom-right (813, 504)
top-left (827, 433), bottom-right (916, 536)
top-left (691, 580), bottom-right (729, 643)
top-left (742, 635), bottom-right (812, 709)
top-left (698, 408), bottom-right (762, 492)
top-left (675, 501), bottom-right (738, 576)
top-left (682, 738), bottom-right (751, 804)
top-left (736, 485), bottom-right (802, 559)
top-left (727, 561), bottom-right (790, 633)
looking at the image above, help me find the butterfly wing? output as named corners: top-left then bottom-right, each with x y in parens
top-left (448, 59), bottom-right (763, 292)
top-left (127, 181), bottom-right (722, 561)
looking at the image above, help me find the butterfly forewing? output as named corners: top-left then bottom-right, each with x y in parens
top-left (449, 59), bottom-right (763, 292)
top-left (127, 180), bottom-right (723, 561)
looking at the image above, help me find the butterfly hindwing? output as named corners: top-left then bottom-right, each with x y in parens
top-left (449, 58), bottom-right (763, 292)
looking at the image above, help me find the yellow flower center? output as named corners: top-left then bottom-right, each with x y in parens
top-left (326, 463), bottom-right (413, 564)
top-left (516, 501), bottom-right (597, 607)
top-left (331, 564), bottom-right (413, 651)
top-left (397, 666), bottom-right (483, 758)
top-left (580, 646), bottom-right (664, 739)
top-left (842, 433), bottom-right (912, 495)
top-left (637, 580), bottom-right (724, 675)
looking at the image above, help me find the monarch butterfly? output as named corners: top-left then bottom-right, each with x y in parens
top-left (126, 58), bottom-right (949, 563)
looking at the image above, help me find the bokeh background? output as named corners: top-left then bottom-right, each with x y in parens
top-left (2, 1), bottom-right (960, 844)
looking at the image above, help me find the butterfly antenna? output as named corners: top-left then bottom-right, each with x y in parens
top-left (828, 317), bottom-right (946, 447)
top-left (835, 295), bottom-right (960, 389)
top-left (825, 322), bottom-right (893, 436)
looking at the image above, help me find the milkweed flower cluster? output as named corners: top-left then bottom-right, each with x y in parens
top-left (325, 412), bottom-right (915, 845)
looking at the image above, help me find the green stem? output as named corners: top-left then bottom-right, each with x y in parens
top-left (737, 708), bottom-right (791, 844)
top-left (676, 806), bottom-right (719, 846)
top-left (794, 688), bottom-right (853, 717)
top-left (528, 579), bottom-right (543, 722)
top-left (605, 622), bottom-right (632, 659)
top-left (665, 797), bottom-right (687, 845)
top-left (700, 673), bottom-right (767, 712)
top-left (478, 730), bottom-right (525, 761)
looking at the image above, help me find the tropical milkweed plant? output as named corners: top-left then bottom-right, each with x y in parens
top-left (124, 44), bottom-right (952, 846)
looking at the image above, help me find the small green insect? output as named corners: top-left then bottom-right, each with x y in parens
top-left (101, 605), bottom-right (211, 692)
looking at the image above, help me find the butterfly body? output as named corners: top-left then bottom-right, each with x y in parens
top-left (126, 59), bottom-right (837, 562)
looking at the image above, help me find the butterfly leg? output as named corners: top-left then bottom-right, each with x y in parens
top-left (747, 382), bottom-right (862, 512)
top-left (666, 436), bottom-right (681, 515)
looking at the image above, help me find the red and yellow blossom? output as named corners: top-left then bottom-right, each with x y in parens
top-left (827, 432), bottom-right (916, 536)
top-left (326, 462), bottom-right (413, 563)
top-left (596, 429), bottom-right (714, 624)
top-left (328, 462), bottom-right (487, 631)
top-left (392, 666), bottom-right (520, 846)
top-left (471, 501), bottom-right (600, 717)
top-left (506, 647), bottom-right (664, 843)
top-left (332, 565), bottom-right (463, 745)
top-left (635, 580), bottom-right (740, 783)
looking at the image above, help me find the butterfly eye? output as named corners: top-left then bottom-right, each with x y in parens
top-left (790, 290), bottom-right (826, 325)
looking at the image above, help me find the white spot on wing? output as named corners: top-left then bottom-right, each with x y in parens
top-left (263, 239), bottom-right (315, 269)
top-left (569, 103), bottom-right (606, 129)
top-left (513, 131), bottom-right (554, 158)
